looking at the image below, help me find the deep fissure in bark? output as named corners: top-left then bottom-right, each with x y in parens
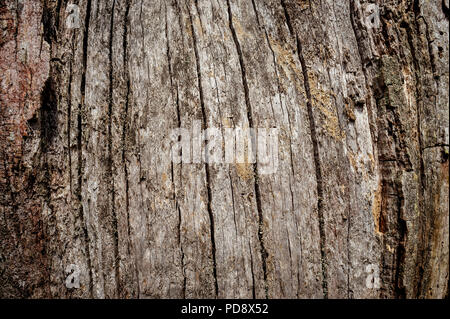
top-left (295, 34), bottom-right (329, 299)
top-left (79, 0), bottom-right (94, 297)
top-left (226, 0), bottom-right (269, 298)
top-left (188, 5), bottom-right (219, 297)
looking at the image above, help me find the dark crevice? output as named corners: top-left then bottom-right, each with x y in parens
top-left (443, 0), bottom-right (450, 20)
top-left (79, 0), bottom-right (93, 297)
top-left (188, 6), bottom-right (219, 298)
top-left (226, 0), bottom-right (269, 298)
top-left (394, 178), bottom-right (407, 299)
top-left (296, 34), bottom-right (329, 299)
top-left (37, 76), bottom-right (56, 298)
top-left (280, 0), bottom-right (294, 35)
top-left (229, 173), bottom-right (238, 237)
top-left (14, 0), bottom-right (21, 55)
top-left (40, 78), bottom-right (58, 152)
top-left (42, 0), bottom-right (57, 44)
top-left (55, 0), bottom-right (62, 30)
top-left (108, 0), bottom-right (120, 298)
top-left (165, 3), bottom-right (186, 298)
top-left (251, 0), bottom-right (260, 28)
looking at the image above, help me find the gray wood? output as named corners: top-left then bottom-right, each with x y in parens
top-left (0, 0), bottom-right (448, 298)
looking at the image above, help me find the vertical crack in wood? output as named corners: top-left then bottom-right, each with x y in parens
top-left (226, 0), bottom-right (269, 298)
top-left (121, 0), bottom-right (140, 298)
top-left (108, 0), bottom-right (120, 298)
top-left (263, 27), bottom-right (302, 297)
top-left (80, 0), bottom-right (93, 297)
top-left (251, 0), bottom-right (260, 28)
top-left (165, 2), bottom-right (186, 298)
top-left (394, 179), bottom-right (407, 299)
top-left (280, 0), bottom-right (294, 35)
top-left (295, 34), bottom-right (329, 299)
top-left (187, 3), bottom-right (219, 297)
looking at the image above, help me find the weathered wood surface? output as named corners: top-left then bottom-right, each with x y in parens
top-left (0, 0), bottom-right (448, 298)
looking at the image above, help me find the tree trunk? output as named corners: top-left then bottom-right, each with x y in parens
top-left (0, 0), bottom-right (448, 299)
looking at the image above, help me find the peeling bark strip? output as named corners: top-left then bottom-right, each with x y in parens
top-left (0, 0), bottom-right (448, 299)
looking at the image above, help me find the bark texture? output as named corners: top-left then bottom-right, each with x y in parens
top-left (0, 0), bottom-right (448, 298)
